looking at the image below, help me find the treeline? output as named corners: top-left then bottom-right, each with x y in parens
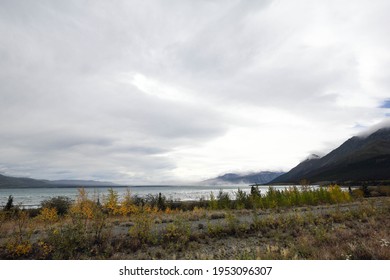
top-left (2, 184), bottom-right (356, 218)
top-left (209, 185), bottom-right (352, 210)
top-left (0, 184), bottom-right (386, 259)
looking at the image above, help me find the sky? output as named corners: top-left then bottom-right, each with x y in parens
top-left (1, 0), bottom-right (390, 184)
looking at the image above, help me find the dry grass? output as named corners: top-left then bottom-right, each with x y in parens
top-left (1, 191), bottom-right (389, 259)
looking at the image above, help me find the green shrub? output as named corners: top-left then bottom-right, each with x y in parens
top-left (209, 212), bottom-right (226, 220)
top-left (208, 192), bottom-right (218, 210)
top-left (157, 193), bottom-right (167, 211)
top-left (235, 189), bottom-right (249, 209)
top-left (41, 196), bottom-right (72, 216)
top-left (128, 213), bottom-right (154, 244)
top-left (46, 222), bottom-right (88, 259)
top-left (164, 218), bottom-right (191, 245)
top-left (217, 190), bottom-right (231, 209)
top-left (207, 221), bottom-right (224, 237)
top-left (4, 195), bottom-right (14, 211)
top-left (226, 212), bottom-right (242, 235)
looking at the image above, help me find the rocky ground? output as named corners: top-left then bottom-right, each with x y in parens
top-left (107, 197), bottom-right (390, 259)
top-left (1, 197), bottom-right (389, 259)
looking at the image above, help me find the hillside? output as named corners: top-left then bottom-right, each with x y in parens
top-left (271, 127), bottom-right (390, 184)
top-left (204, 171), bottom-right (285, 185)
top-left (0, 174), bottom-right (117, 188)
top-left (0, 174), bottom-right (50, 188)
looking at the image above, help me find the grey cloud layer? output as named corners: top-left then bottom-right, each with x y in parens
top-left (1, 0), bottom-right (389, 182)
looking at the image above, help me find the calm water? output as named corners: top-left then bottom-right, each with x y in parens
top-left (0, 185), bottom-right (294, 208)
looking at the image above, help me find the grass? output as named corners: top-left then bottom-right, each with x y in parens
top-left (0, 185), bottom-right (389, 259)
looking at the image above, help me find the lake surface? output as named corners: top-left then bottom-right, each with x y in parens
top-left (0, 185), bottom-right (296, 208)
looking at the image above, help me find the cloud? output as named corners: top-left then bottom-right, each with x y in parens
top-left (1, 0), bottom-right (390, 183)
top-left (356, 118), bottom-right (390, 138)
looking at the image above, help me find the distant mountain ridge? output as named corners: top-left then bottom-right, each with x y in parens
top-left (204, 171), bottom-right (285, 185)
top-left (0, 174), bottom-right (117, 188)
top-left (3, 127), bottom-right (389, 187)
top-left (49, 180), bottom-right (117, 187)
top-left (271, 127), bottom-right (390, 184)
top-left (0, 174), bottom-right (50, 188)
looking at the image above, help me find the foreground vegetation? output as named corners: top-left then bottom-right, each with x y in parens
top-left (0, 185), bottom-right (389, 259)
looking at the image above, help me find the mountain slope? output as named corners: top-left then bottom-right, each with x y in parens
top-left (271, 127), bottom-right (390, 184)
top-left (0, 174), bottom-right (117, 188)
top-left (0, 174), bottom-right (50, 188)
top-left (50, 180), bottom-right (117, 187)
top-left (204, 171), bottom-right (285, 185)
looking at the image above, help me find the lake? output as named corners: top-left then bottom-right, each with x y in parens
top-left (0, 185), bottom-right (295, 208)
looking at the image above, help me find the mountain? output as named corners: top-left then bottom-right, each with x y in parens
top-left (271, 127), bottom-right (390, 184)
top-left (0, 174), bottom-right (117, 188)
top-left (204, 171), bottom-right (285, 185)
top-left (0, 174), bottom-right (50, 188)
top-left (50, 180), bottom-right (117, 187)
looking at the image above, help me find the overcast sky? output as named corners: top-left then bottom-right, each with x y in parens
top-left (1, 0), bottom-right (390, 184)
